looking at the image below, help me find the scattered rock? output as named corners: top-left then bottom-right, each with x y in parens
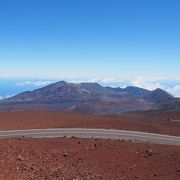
top-left (78, 158), bottom-right (82, 161)
top-left (63, 152), bottom-right (68, 157)
top-left (16, 155), bottom-right (24, 161)
top-left (72, 162), bottom-right (77, 167)
top-left (21, 166), bottom-right (28, 171)
top-left (118, 177), bottom-right (123, 180)
top-left (30, 166), bottom-right (38, 171)
top-left (134, 175), bottom-right (139, 179)
top-left (72, 177), bottom-right (79, 180)
top-left (0, 135), bottom-right (179, 179)
top-left (145, 149), bottom-right (156, 156)
top-left (51, 169), bottom-right (62, 178)
top-left (71, 136), bottom-right (76, 139)
top-left (154, 173), bottom-right (158, 177)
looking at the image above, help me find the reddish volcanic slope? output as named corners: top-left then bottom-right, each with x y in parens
top-left (0, 110), bottom-right (179, 136)
top-left (0, 137), bottom-right (179, 180)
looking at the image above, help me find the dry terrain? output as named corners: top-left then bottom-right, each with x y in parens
top-left (0, 110), bottom-right (179, 179)
top-left (0, 110), bottom-right (179, 136)
top-left (0, 137), bottom-right (179, 180)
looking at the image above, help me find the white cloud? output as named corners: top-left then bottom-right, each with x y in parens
top-left (101, 77), bottom-right (117, 83)
top-left (5, 94), bottom-right (15, 98)
top-left (129, 76), bottom-right (164, 90)
top-left (166, 86), bottom-right (180, 97)
top-left (16, 81), bottom-right (53, 87)
top-left (87, 78), bottom-right (101, 83)
top-left (0, 94), bottom-right (15, 100)
top-left (100, 77), bottom-right (124, 83)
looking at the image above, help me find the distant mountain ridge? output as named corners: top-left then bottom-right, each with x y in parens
top-left (0, 80), bottom-right (178, 114)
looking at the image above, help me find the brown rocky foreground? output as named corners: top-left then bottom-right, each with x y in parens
top-left (0, 137), bottom-right (179, 180)
top-left (0, 110), bottom-right (180, 136)
top-left (0, 111), bottom-right (180, 179)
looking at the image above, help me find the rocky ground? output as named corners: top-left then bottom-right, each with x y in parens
top-left (0, 137), bottom-right (179, 180)
top-left (0, 110), bottom-right (179, 179)
top-left (0, 110), bottom-right (179, 136)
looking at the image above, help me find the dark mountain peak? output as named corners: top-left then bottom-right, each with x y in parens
top-left (153, 88), bottom-right (163, 92)
top-left (123, 86), bottom-right (150, 97)
top-left (49, 80), bottom-right (68, 87)
top-left (144, 88), bottom-right (173, 103)
top-left (36, 81), bottom-right (69, 92)
top-left (152, 88), bottom-right (173, 97)
top-left (80, 82), bottom-right (106, 94)
top-left (81, 82), bottom-right (102, 87)
top-left (56, 80), bottom-right (67, 84)
top-left (154, 88), bottom-right (162, 91)
top-left (125, 86), bottom-right (149, 91)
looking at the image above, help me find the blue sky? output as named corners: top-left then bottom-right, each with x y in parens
top-left (0, 0), bottom-right (180, 97)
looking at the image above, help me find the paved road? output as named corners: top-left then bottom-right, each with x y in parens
top-left (172, 120), bottom-right (180, 123)
top-left (0, 128), bottom-right (180, 145)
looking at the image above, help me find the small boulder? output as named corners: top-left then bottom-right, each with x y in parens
top-left (17, 155), bottom-right (24, 161)
top-left (63, 152), bottom-right (68, 157)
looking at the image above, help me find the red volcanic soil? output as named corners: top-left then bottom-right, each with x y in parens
top-left (0, 110), bottom-right (180, 136)
top-left (0, 137), bottom-right (179, 180)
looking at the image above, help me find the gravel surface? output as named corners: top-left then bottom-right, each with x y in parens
top-left (0, 137), bottom-right (179, 180)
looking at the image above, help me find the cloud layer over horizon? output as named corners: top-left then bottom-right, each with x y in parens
top-left (0, 76), bottom-right (180, 99)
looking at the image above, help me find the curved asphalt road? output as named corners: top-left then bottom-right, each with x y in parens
top-left (0, 128), bottom-right (180, 145)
